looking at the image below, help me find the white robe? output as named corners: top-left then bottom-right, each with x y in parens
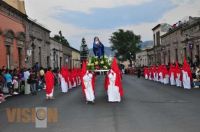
top-left (175, 73), bottom-right (182, 87)
top-left (72, 78), bottom-right (77, 88)
top-left (182, 71), bottom-right (191, 89)
top-left (107, 71), bottom-right (121, 102)
top-left (24, 71), bottom-right (31, 95)
top-left (149, 73), bottom-right (152, 80)
top-left (68, 79), bottom-right (72, 89)
top-left (155, 73), bottom-right (159, 82)
top-left (145, 74), bottom-right (148, 80)
top-left (164, 75), bottom-right (169, 84)
top-left (170, 73), bottom-right (176, 85)
top-left (159, 72), bottom-right (164, 83)
top-left (83, 73), bottom-right (95, 102)
top-left (46, 88), bottom-right (54, 97)
top-left (59, 74), bottom-right (68, 93)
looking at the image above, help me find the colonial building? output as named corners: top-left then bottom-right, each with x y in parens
top-left (0, 1), bottom-right (27, 69)
top-left (135, 50), bottom-right (148, 67)
top-left (136, 41), bottom-right (154, 67)
top-left (50, 38), bottom-right (63, 69)
top-left (62, 43), bottom-right (72, 68)
top-left (181, 17), bottom-right (200, 64)
top-left (25, 18), bottom-right (51, 68)
top-left (152, 23), bottom-right (171, 65)
top-left (3, 0), bottom-right (26, 14)
top-left (161, 16), bottom-right (200, 65)
top-left (71, 47), bottom-right (80, 68)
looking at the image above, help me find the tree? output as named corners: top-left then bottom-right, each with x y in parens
top-left (53, 31), bottom-right (70, 46)
top-left (80, 38), bottom-right (89, 62)
top-left (110, 29), bottom-right (141, 67)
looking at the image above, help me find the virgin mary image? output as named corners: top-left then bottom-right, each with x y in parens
top-left (93, 37), bottom-right (104, 58)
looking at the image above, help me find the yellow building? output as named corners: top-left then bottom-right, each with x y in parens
top-left (3, 0), bottom-right (26, 14)
top-left (70, 47), bottom-right (80, 68)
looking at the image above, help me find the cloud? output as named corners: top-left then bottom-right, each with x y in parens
top-left (24, 0), bottom-right (200, 50)
top-left (53, 0), bottom-right (175, 29)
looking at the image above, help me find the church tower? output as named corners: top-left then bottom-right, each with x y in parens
top-left (3, 0), bottom-right (26, 14)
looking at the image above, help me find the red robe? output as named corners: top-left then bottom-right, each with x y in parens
top-left (61, 67), bottom-right (69, 87)
top-left (45, 71), bottom-right (55, 94)
top-left (182, 58), bottom-right (192, 81)
top-left (174, 62), bottom-right (182, 81)
top-left (81, 61), bottom-right (87, 96)
top-left (110, 58), bottom-right (124, 97)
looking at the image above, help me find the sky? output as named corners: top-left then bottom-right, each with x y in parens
top-left (24, 0), bottom-right (200, 49)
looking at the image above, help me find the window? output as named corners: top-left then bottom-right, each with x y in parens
top-left (153, 34), bottom-right (156, 46)
top-left (196, 45), bottom-right (199, 58)
top-left (6, 46), bottom-right (11, 69)
top-left (18, 48), bottom-right (22, 68)
top-left (39, 47), bottom-right (42, 66)
top-left (184, 48), bottom-right (187, 58)
top-left (156, 31), bottom-right (160, 46)
top-left (175, 49), bottom-right (178, 61)
top-left (47, 56), bottom-right (50, 68)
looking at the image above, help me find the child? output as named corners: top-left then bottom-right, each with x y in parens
top-left (12, 76), bottom-right (19, 95)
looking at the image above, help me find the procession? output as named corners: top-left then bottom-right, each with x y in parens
top-left (0, 37), bottom-right (124, 104)
top-left (2, 0), bottom-right (200, 131)
top-left (143, 58), bottom-right (194, 89)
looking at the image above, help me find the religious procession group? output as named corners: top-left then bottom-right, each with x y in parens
top-left (81, 58), bottom-right (124, 104)
top-left (45, 67), bottom-right (82, 99)
top-left (143, 58), bottom-right (193, 89)
top-left (45, 57), bottom-right (124, 104)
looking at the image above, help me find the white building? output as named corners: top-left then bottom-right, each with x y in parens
top-left (152, 23), bottom-right (171, 64)
top-left (136, 50), bottom-right (148, 67)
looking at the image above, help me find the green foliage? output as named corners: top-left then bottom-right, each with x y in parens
top-left (110, 29), bottom-right (141, 61)
top-left (53, 35), bottom-right (70, 46)
top-left (87, 56), bottom-right (112, 70)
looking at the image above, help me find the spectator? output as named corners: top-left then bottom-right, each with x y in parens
top-left (4, 70), bottom-right (13, 95)
top-left (24, 69), bottom-right (31, 94)
top-left (29, 69), bottom-right (37, 95)
top-left (12, 76), bottom-right (19, 95)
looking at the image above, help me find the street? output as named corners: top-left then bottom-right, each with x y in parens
top-left (1, 75), bottom-right (200, 132)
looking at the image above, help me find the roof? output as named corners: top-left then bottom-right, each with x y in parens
top-left (50, 37), bottom-right (80, 53)
top-left (0, 1), bottom-right (27, 18)
top-left (70, 46), bottom-right (80, 53)
top-left (152, 24), bottom-right (161, 31)
top-left (27, 18), bottom-right (51, 33)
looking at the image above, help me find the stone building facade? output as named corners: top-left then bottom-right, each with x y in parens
top-left (0, 1), bottom-right (27, 69)
top-left (62, 44), bottom-right (72, 69)
top-left (152, 23), bottom-right (171, 65)
top-left (50, 38), bottom-right (63, 69)
top-left (135, 50), bottom-right (148, 67)
top-left (161, 17), bottom-right (200, 65)
top-left (25, 18), bottom-right (51, 68)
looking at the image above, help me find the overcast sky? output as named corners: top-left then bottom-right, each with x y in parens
top-left (24, 0), bottom-right (200, 49)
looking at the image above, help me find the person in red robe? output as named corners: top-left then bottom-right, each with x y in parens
top-left (81, 61), bottom-right (95, 104)
top-left (174, 61), bottom-right (182, 87)
top-left (182, 58), bottom-right (192, 89)
top-left (45, 67), bottom-right (55, 99)
top-left (162, 65), bottom-right (169, 84)
top-left (169, 63), bottom-right (176, 85)
top-left (106, 58), bottom-right (124, 102)
top-left (59, 67), bottom-right (69, 93)
top-left (144, 67), bottom-right (149, 79)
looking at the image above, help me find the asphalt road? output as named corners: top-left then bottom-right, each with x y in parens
top-left (1, 75), bottom-right (200, 132)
